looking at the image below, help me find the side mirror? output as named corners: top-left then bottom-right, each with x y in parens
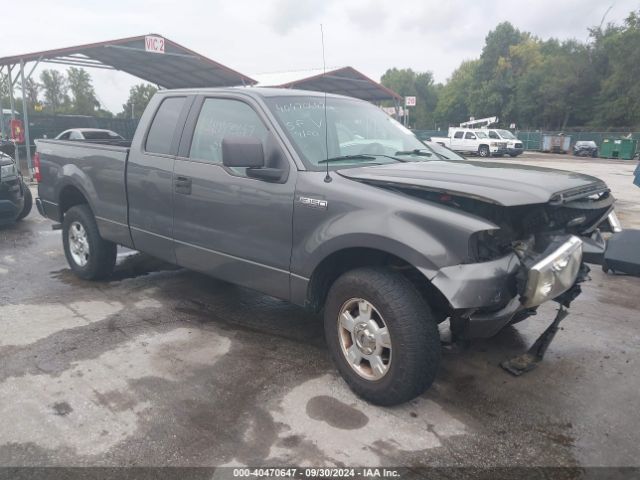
top-left (222, 136), bottom-right (265, 168)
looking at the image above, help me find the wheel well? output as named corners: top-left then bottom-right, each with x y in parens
top-left (307, 247), bottom-right (450, 319)
top-left (59, 185), bottom-right (88, 220)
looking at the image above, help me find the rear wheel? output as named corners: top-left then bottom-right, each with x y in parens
top-left (478, 145), bottom-right (490, 157)
top-left (15, 180), bottom-right (32, 221)
top-left (62, 204), bottom-right (117, 280)
top-left (324, 267), bottom-right (441, 406)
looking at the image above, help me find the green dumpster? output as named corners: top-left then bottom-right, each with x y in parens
top-left (599, 138), bottom-right (638, 160)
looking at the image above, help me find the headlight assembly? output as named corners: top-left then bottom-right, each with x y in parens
top-left (522, 236), bottom-right (583, 308)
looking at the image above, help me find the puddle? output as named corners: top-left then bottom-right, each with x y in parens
top-left (306, 395), bottom-right (369, 430)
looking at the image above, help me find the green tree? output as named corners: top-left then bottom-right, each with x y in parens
top-left (380, 68), bottom-right (440, 129)
top-left (66, 67), bottom-right (99, 115)
top-left (119, 83), bottom-right (158, 119)
top-left (40, 69), bottom-right (68, 113)
top-left (590, 10), bottom-right (640, 127)
top-left (433, 60), bottom-right (480, 126)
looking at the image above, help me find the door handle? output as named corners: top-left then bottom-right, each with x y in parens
top-left (175, 176), bottom-right (192, 195)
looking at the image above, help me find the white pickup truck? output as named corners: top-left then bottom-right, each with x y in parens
top-left (431, 128), bottom-right (508, 157)
top-left (484, 129), bottom-right (524, 157)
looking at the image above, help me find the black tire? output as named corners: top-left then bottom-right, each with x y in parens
top-left (15, 180), bottom-right (32, 221)
top-left (62, 204), bottom-right (117, 280)
top-left (324, 267), bottom-right (441, 406)
top-left (478, 145), bottom-right (490, 157)
top-left (509, 153), bottom-right (519, 158)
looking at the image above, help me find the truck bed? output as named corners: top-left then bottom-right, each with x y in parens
top-left (36, 139), bottom-right (131, 246)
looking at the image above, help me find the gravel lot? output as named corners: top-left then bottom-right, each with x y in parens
top-left (0, 153), bottom-right (639, 468)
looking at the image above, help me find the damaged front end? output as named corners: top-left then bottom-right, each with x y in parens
top-left (389, 182), bottom-right (616, 373)
top-left (340, 162), bottom-right (615, 374)
top-left (421, 187), bottom-right (611, 373)
top-left (435, 233), bottom-right (590, 340)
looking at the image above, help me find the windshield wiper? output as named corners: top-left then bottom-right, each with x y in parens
top-left (394, 149), bottom-right (433, 157)
top-left (318, 154), bottom-right (378, 164)
top-left (319, 154), bottom-right (407, 164)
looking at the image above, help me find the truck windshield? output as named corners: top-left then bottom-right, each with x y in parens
top-left (264, 95), bottom-right (427, 169)
top-left (496, 129), bottom-right (517, 140)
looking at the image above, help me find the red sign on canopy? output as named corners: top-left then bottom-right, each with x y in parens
top-left (10, 119), bottom-right (24, 143)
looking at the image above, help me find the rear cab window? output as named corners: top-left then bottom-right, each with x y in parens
top-left (145, 96), bottom-right (187, 155)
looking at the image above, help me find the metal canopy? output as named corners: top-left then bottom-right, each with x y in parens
top-left (0, 34), bottom-right (256, 89)
top-left (252, 66), bottom-right (402, 102)
top-left (0, 34), bottom-right (256, 176)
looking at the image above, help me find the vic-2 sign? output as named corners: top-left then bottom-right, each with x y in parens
top-left (145, 36), bottom-right (165, 54)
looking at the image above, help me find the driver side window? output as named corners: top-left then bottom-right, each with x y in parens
top-left (189, 98), bottom-right (268, 176)
top-left (488, 131), bottom-right (500, 139)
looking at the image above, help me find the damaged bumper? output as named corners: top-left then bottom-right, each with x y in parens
top-left (430, 235), bottom-right (585, 338)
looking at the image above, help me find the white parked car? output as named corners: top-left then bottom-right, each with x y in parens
top-left (55, 129), bottom-right (124, 141)
top-left (431, 128), bottom-right (507, 157)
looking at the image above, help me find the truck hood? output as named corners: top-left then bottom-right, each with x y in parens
top-left (337, 160), bottom-right (608, 206)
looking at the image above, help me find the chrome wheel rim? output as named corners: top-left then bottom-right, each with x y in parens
top-left (68, 221), bottom-right (89, 267)
top-left (337, 298), bottom-right (392, 381)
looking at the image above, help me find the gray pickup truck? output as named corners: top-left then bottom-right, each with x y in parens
top-left (35, 88), bottom-right (617, 405)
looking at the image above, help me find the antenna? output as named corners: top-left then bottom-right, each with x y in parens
top-left (321, 24), bottom-right (331, 183)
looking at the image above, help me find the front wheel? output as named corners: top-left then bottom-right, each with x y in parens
top-left (478, 145), bottom-right (490, 157)
top-left (62, 204), bottom-right (117, 280)
top-left (324, 267), bottom-right (441, 406)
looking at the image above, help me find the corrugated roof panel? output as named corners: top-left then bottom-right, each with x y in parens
top-left (0, 34), bottom-right (255, 88)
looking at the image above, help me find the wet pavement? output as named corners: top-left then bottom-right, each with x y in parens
top-left (1, 157), bottom-right (639, 468)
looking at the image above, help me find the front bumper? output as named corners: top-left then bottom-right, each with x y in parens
top-left (430, 235), bottom-right (584, 338)
top-left (507, 147), bottom-right (524, 156)
top-left (490, 147), bottom-right (509, 155)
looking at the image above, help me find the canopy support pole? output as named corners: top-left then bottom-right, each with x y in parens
top-left (0, 66), bottom-right (5, 139)
top-left (6, 64), bottom-right (20, 167)
top-left (20, 60), bottom-right (33, 176)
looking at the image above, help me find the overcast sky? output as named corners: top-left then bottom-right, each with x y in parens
top-left (2, 0), bottom-right (638, 113)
